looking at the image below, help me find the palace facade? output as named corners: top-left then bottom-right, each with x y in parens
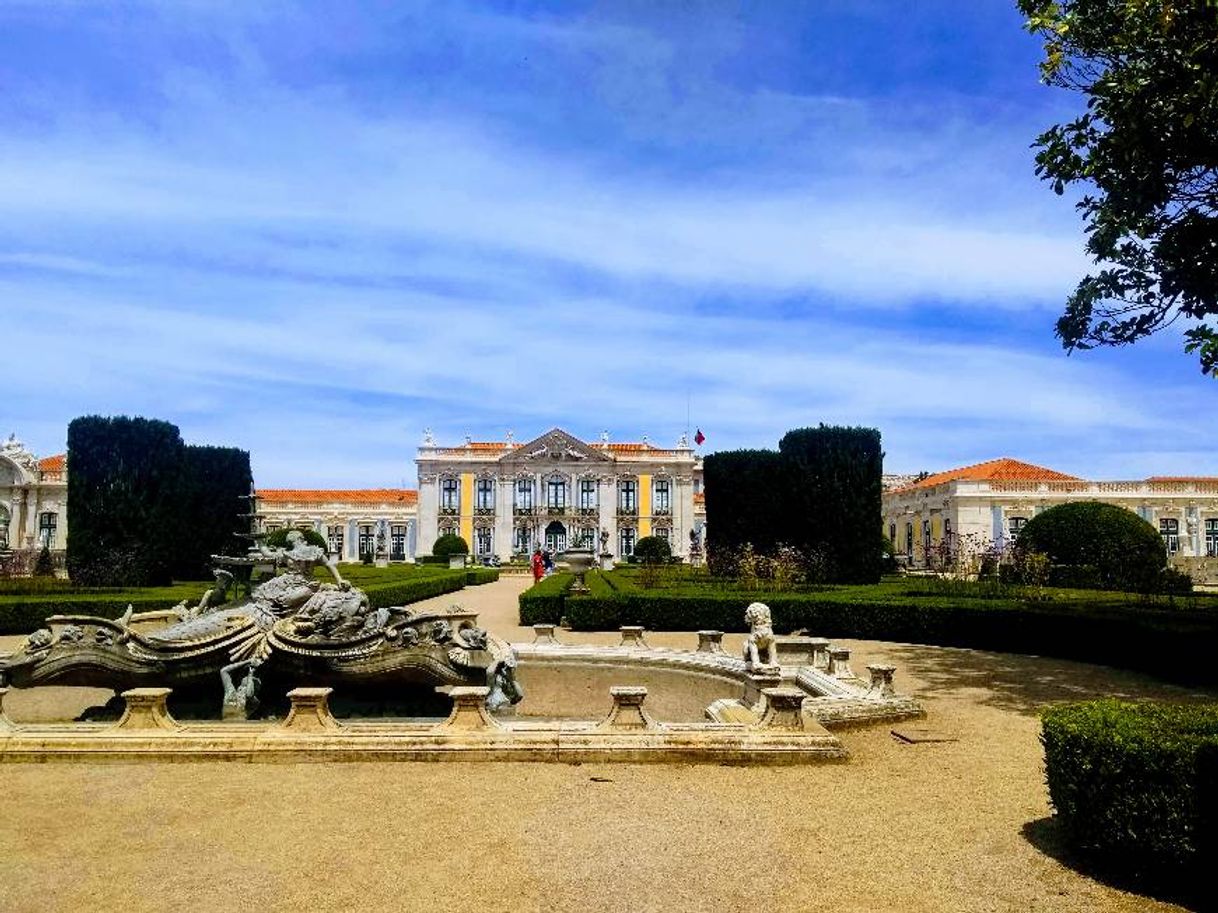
top-left (882, 457), bottom-right (1218, 581)
top-left (0, 435), bottom-right (67, 553)
top-left (254, 489), bottom-right (419, 562)
top-left (416, 428), bottom-right (706, 561)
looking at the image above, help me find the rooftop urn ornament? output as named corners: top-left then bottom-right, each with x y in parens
top-left (677, 432), bottom-right (689, 449)
top-left (422, 428), bottom-right (436, 447)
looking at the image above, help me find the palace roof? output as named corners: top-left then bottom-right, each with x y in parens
top-left (1146, 476), bottom-right (1218, 483)
top-left (892, 458), bottom-right (1080, 493)
top-left (258, 489), bottom-right (418, 505)
top-left (38, 454), bottom-right (65, 473)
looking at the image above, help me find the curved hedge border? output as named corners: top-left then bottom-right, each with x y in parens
top-left (1042, 700), bottom-right (1218, 882)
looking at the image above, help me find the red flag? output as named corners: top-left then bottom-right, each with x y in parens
top-left (694, 428), bottom-right (705, 446)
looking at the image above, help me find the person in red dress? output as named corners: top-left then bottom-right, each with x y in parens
top-left (531, 547), bottom-right (545, 584)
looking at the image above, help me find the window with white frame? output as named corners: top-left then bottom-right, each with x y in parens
top-left (619, 526), bottom-right (636, 557)
top-left (1207, 519), bottom-right (1218, 557)
top-left (579, 479), bottom-right (597, 510)
top-left (438, 523), bottom-right (457, 539)
top-left (390, 525), bottom-right (407, 560)
top-left (358, 524), bottom-right (376, 557)
top-left (1008, 516), bottom-right (1027, 542)
top-left (38, 512), bottom-right (57, 549)
top-left (654, 526), bottom-right (670, 545)
top-left (653, 479), bottom-right (671, 513)
top-left (514, 526), bottom-right (531, 554)
top-left (475, 526), bottom-right (493, 556)
top-left (515, 478), bottom-right (534, 509)
top-left (265, 521), bottom-right (282, 532)
top-left (327, 525), bottom-right (344, 557)
top-left (546, 477), bottom-right (567, 509)
top-left (1160, 518), bottom-right (1180, 555)
top-left (440, 478), bottom-right (460, 511)
top-left (618, 480), bottom-right (637, 512)
top-left (475, 478), bottom-right (495, 510)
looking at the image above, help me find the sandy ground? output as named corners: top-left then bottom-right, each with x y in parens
top-left (0, 576), bottom-right (1212, 913)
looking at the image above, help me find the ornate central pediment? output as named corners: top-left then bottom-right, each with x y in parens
top-left (499, 428), bottom-right (612, 465)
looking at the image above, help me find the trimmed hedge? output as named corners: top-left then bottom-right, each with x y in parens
top-left (518, 573), bottom-right (574, 625)
top-left (432, 534), bottom-right (469, 558)
top-left (1042, 700), bottom-right (1218, 882)
top-left (530, 577), bottom-right (1218, 686)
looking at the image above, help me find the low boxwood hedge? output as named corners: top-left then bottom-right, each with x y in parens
top-left (1042, 700), bottom-right (1218, 883)
top-left (519, 573), bottom-right (574, 625)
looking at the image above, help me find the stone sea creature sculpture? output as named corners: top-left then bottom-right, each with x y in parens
top-left (743, 602), bottom-right (777, 668)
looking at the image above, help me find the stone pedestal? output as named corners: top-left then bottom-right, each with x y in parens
top-left (866, 664), bottom-right (897, 698)
top-left (439, 686), bottom-right (499, 731)
top-left (758, 688), bottom-right (807, 729)
top-left (532, 624), bottom-right (559, 645)
top-left (827, 648), bottom-right (854, 679)
top-left (281, 687), bottom-right (341, 732)
top-left (696, 630), bottom-right (725, 654)
top-left (619, 626), bottom-right (648, 649)
top-left (742, 666), bottom-right (783, 706)
top-left (807, 637), bottom-right (830, 669)
top-left (374, 554), bottom-right (389, 569)
top-left (449, 555), bottom-right (466, 570)
top-left (597, 686), bottom-right (655, 731)
top-left (115, 688), bottom-right (179, 731)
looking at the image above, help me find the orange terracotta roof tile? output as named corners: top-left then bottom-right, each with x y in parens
top-left (1146, 476), bottom-right (1218, 483)
top-left (38, 454), bottom-right (65, 472)
top-left (257, 489), bottom-right (417, 506)
top-left (894, 458), bottom-right (1079, 493)
top-left (693, 493), bottom-right (705, 505)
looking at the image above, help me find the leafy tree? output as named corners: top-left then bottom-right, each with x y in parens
top-left (262, 526), bottom-right (328, 551)
top-left (633, 536), bottom-right (672, 564)
top-left (33, 545), bottom-right (55, 578)
top-left (1020, 0), bottom-right (1218, 373)
top-left (432, 534), bottom-right (469, 558)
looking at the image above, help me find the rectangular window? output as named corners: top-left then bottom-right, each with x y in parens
top-left (905, 522), bottom-right (913, 556)
top-left (654, 526), bottom-right (670, 544)
top-left (358, 525), bottom-right (376, 557)
top-left (922, 520), bottom-right (931, 556)
top-left (475, 478), bottom-right (495, 510)
top-left (653, 479), bottom-right (671, 513)
top-left (1160, 518), bottom-right (1180, 556)
top-left (618, 480), bottom-right (637, 512)
top-left (38, 512), bottom-right (57, 549)
top-left (390, 525), bottom-right (407, 561)
top-left (441, 478), bottom-right (460, 511)
top-left (438, 523), bottom-right (456, 539)
top-left (265, 522), bottom-right (282, 532)
top-left (619, 526), bottom-right (636, 557)
top-left (327, 525), bottom-right (344, 557)
top-left (888, 522), bottom-right (896, 549)
top-left (514, 526), bottom-right (531, 554)
top-left (1008, 517), bottom-right (1027, 541)
top-left (1207, 519), bottom-right (1218, 558)
top-left (475, 527), bottom-right (493, 556)
top-left (579, 479), bottom-right (598, 510)
top-left (546, 478), bottom-right (567, 509)
top-left (515, 479), bottom-right (534, 510)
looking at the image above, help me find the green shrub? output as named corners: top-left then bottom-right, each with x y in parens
top-left (359, 570), bottom-right (467, 609)
top-left (263, 527), bottom-right (328, 550)
top-left (1042, 700), bottom-right (1218, 883)
top-left (1160, 567), bottom-right (1194, 596)
top-left (465, 567), bottom-right (500, 586)
top-left (1018, 502), bottom-right (1166, 592)
top-left (33, 546), bottom-right (55, 578)
top-left (432, 534), bottom-right (469, 558)
top-left (518, 573), bottom-right (574, 625)
top-left (174, 445), bottom-right (252, 579)
top-left (633, 536), bottom-right (671, 563)
top-left (1046, 564), bottom-right (1102, 590)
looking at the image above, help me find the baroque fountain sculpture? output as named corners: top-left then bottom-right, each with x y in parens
top-left (3, 531), bottom-right (523, 719)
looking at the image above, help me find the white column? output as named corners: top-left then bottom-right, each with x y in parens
top-left (495, 476), bottom-right (513, 560)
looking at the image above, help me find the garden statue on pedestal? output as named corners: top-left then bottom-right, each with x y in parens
top-left (743, 602), bottom-right (778, 669)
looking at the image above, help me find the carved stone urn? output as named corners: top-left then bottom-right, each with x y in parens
top-left (561, 547), bottom-right (595, 592)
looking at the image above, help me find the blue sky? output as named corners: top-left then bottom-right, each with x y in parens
top-left (2, 1), bottom-right (1214, 486)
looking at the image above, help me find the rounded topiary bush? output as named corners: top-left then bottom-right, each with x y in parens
top-left (633, 536), bottom-right (672, 564)
top-left (1017, 501), bottom-right (1166, 592)
top-left (432, 534), bottom-right (469, 558)
top-left (262, 527), bottom-right (328, 551)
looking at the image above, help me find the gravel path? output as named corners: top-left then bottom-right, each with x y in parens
top-left (0, 576), bottom-right (1210, 912)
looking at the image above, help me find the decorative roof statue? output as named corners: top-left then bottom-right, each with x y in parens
top-left (422, 428), bottom-right (436, 447)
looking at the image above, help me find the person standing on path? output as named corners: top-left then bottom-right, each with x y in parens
top-left (531, 547), bottom-right (545, 584)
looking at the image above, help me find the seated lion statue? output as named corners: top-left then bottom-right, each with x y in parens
top-left (742, 601), bottom-right (777, 667)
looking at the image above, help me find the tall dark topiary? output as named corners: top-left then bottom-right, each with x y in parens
top-left (1017, 501), bottom-right (1167, 593)
top-left (779, 425), bottom-right (883, 584)
top-left (703, 450), bottom-right (791, 565)
top-left (173, 445), bottom-right (253, 579)
top-left (66, 416), bottom-right (185, 586)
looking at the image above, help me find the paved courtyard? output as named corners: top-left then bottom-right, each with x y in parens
top-left (1, 575), bottom-right (1210, 912)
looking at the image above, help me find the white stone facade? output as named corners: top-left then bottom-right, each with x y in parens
top-left (0, 435), bottom-right (66, 553)
top-left (416, 428), bottom-right (706, 561)
top-left (254, 489), bottom-right (419, 562)
top-left (881, 458), bottom-right (1218, 580)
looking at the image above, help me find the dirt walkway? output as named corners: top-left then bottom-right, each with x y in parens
top-left (1, 577), bottom-right (1210, 912)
